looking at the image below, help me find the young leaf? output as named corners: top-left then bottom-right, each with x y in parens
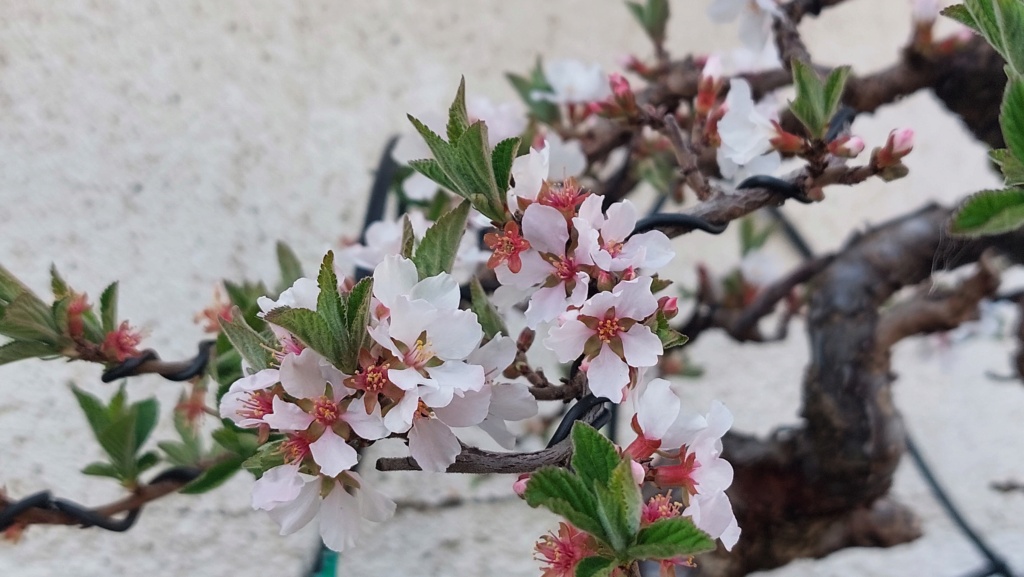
top-left (136, 450), bottom-right (161, 474)
top-left (0, 263), bottom-right (34, 304)
top-left (96, 413), bottom-right (138, 479)
top-left (218, 308), bottom-right (274, 371)
top-left (626, 0), bottom-right (670, 45)
top-left (942, 4), bottom-right (980, 33)
top-left (99, 282), bottom-right (119, 334)
top-left (158, 440), bottom-right (199, 467)
top-left (789, 60), bottom-right (827, 138)
top-left (453, 122), bottom-right (504, 220)
top-left (491, 136), bottom-right (522, 195)
top-left (82, 462), bottom-right (122, 479)
top-left (211, 425), bottom-right (260, 457)
top-left (407, 159), bottom-right (457, 193)
top-left (0, 293), bottom-right (63, 344)
top-left (950, 188), bottom-right (1024, 236)
top-left (263, 307), bottom-right (341, 365)
top-left (0, 340), bottom-right (59, 366)
top-left (241, 439), bottom-right (286, 478)
top-left (412, 200), bottom-right (471, 279)
top-left (469, 278), bottom-right (508, 338)
top-left (990, 149), bottom-right (1024, 186)
top-left (50, 265), bottom-right (70, 299)
top-left (593, 460), bottom-right (643, 553)
top-left (574, 556), bottom-right (617, 577)
top-left (341, 277), bottom-right (374, 373)
top-left (822, 66), bottom-right (851, 128)
top-left (400, 215), bottom-right (416, 258)
top-left (994, 0), bottom-right (1024, 79)
top-left (276, 241), bottom-right (304, 292)
top-left (72, 385), bottom-right (111, 436)
top-left (571, 422), bottom-right (620, 490)
top-left (133, 397), bottom-right (160, 453)
top-left (1001, 79), bottom-right (1024, 167)
top-left (316, 251), bottom-right (347, 346)
top-left (180, 456), bottom-right (246, 494)
top-left (629, 517), bottom-right (716, 559)
top-left (965, 0), bottom-right (1006, 57)
top-left (506, 58), bottom-right (561, 125)
top-left (654, 311), bottom-right (689, 350)
top-left (447, 77), bottom-right (471, 143)
top-left (524, 466), bottom-right (608, 544)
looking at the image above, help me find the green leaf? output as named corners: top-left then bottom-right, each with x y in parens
top-left (447, 77), bottom-right (471, 143)
top-left (219, 309), bottom-right (275, 371)
top-left (990, 149), bottom-right (1024, 186)
top-left (491, 137), bottom-right (521, 195)
top-left (0, 293), bottom-right (62, 344)
top-left (626, 0), bottom-right (670, 44)
top-left (158, 441), bottom-right (199, 467)
top-left (0, 263), bottom-right (34, 304)
top-left (574, 556), bottom-right (617, 577)
top-left (408, 159), bottom-right (457, 193)
top-left (654, 311), bottom-right (689, 350)
top-left (97, 413), bottom-right (138, 478)
top-left (72, 385), bottom-right (111, 436)
top-left (789, 60), bottom-right (828, 138)
top-left (1001, 79), bottom-right (1024, 167)
top-left (276, 241), bottom-right (304, 293)
top-left (942, 4), bottom-right (980, 33)
top-left (99, 282), bottom-right (119, 334)
top-left (212, 426), bottom-right (260, 457)
top-left (994, 0), bottom-right (1024, 78)
top-left (469, 278), bottom-right (508, 339)
top-left (0, 339), bottom-right (59, 366)
top-left (316, 251), bottom-right (347, 346)
top-left (242, 440), bottom-right (286, 478)
top-left (965, 0), bottom-right (1006, 57)
top-left (263, 306), bottom-right (342, 365)
top-left (507, 58), bottom-right (561, 125)
top-left (400, 215), bottom-right (416, 258)
top-left (82, 461), bottom-right (122, 479)
top-left (822, 66), bottom-right (851, 126)
top-left (629, 517), bottom-right (716, 559)
top-left (571, 422), bottom-right (620, 491)
top-left (136, 450), bottom-right (161, 474)
top-left (593, 460), bottom-right (643, 553)
top-left (412, 200), bottom-right (471, 279)
top-left (341, 277), bottom-right (373, 373)
top-left (950, 188), bottom-right (1024, 235)
top-left (524, 466), bottom-right (608, 544)
top-left (180, 456), bottom-right (246, 494)
top-left (407, 115), bottom-right (461, 185)
top-left (133, 397), bottom-right (160, 452)
top-left (50, 265), bottom-right (70, 299)
top-left (453, 123), bottom-right (504, 219)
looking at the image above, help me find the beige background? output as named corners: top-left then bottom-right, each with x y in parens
top-left (1, 1), bottom-right (1022, 575)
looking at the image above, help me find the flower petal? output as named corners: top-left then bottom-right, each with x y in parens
top-left (434, 386), bottom-right (492, 427)
top-left (544, 318), bottom-right (593, 363)
top-left (372, 255), bottom-right (420, 309)
top-left (280, 348), bottom-right (328, 400)
top-left (262, 396), bottom-right (315, 431)
top-left (427, 309), bottom-right (483, 360)
top-left (636, 379), bottom-right (681, 441)
top-left (251, 463), bottom-right (306, 511)
top-left (587, 345), bottom-right (630, 402)
top-left (266, 475), bottom-right (321, 535)
top-left (309, 428), bottom-right (359, 478)
top-left (620, 324), bottom-right (663, 368)
top-left (319, 484), bottom-right (361, 552)
top-left (408, 417), bottom-right (461, 472)
top-left (522, 203), bottom-right (569, 255)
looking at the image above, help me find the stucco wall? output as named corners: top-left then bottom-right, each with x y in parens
top-left (1, 1), bottom-right (1022, 576)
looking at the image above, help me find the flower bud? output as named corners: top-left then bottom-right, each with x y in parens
top-left (873, 128), bottom-right (914, 168)
top-left (630, 460), bottom-right (647, 486)
top-left (658, 296), bottom-right (679, 320)
top-left (517, 327), bottom-right (535, 352)
top-left (609, 73), bottom-right (631, 99)
top-left (513, 474), bottom-right (530, 498)
top-left (769, 121), bottom-right (805, 154)
top-left (911, 0), bottom-right (941, 24)
top-left (696, 55), bottom-right (724, 117)
top-left (827, 135), bottom-right (865, 158)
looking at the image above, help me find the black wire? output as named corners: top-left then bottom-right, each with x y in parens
top-left (545, 394), bottom-right (611, 448)
top-left (100, 340), bottom-right (216, 383)
top-left (355, 135), bottom-right (400, 281)
top-left (632, 213), bottom-right (728, 236)
top-left (825, 106), bottom-right (857, 143)
top-left (736, 174), bottom-right (813, 204)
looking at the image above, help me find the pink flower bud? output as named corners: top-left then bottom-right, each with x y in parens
top-left (845, 136), bottom-right (866, 156)
top-left (827, 135), bottom-right (865, 159)
top-left (911, 0), bottom-right (941, 24)
top-left (890, 128), bottom-right (914, 156)
top-left (701, 54), bottom-right (723, 84)
top-left (658, 296), bottom-right (679, 319)
top-left (513, 474), bottom-right (530, 498)
top-left (630, 460), bottom-right (646, 486)
top-left (609, 73), bottom-right (631, 99)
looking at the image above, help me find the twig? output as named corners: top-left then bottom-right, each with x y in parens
top-left (730, 254), bottom-right (835, 339)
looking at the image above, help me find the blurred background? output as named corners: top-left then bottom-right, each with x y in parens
top-left (1, 1), bottom-right (1022, 575)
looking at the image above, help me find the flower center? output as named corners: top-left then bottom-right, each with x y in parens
top-left (596, 317), bottom-right (622, 342)
top-left (281, 434), bottom-right (311, 463)
top-left (240, 390), bottom-right (274, 420)
top-left (551, 258), bottom-right (578, 282)
top-left (312, 396), bottom-right (340, 426)
top-left (361, 363), bottom-right (390, 393)
top-left (403, 338), bottom-right (434, 369)
top-left (603, 239), bottom-right (624, 257)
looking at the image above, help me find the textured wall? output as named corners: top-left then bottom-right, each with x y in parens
top-left (0, 1), bottom-right (1022, 576)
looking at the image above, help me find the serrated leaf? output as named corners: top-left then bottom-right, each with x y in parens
top-left (994, 0), bottom-right (1024, 79)
top-left (158, 441), bottom-right (199, 467)
top-left (789, 60), bottom-right (827, 138)
top-left (99, 282), bottom-right (118, 334)
top-left (626, 0), bottom-right (669, 45)
top-left (1001, 79), bottom-right (1024, 167)
top-left (950, 188), bottom-right (1024, 235)
top-left (49, 265), bottom-right (70, 299)
top-left (655, 311), bottom-right (689, 350)
top-left (594, 459), bottom-right (642, 553)
top-left (412, 200), bottom-right (470, 280)
top-left (965, 0), bottom-right (1006, 57)
top-left (0, 263), bottom-right (34, 304)
top-left (990, 149), bottom-right (1024, 185)
top-left (491, 136), bottom-right (521, 196)
top-left (212, 426), bottom-right (260, 457)
top-left (453, 123), bottom-right (504, 219)
top-left (0, 339), bottom-right (59, 366)
top-left (822, 66), bottom-right (851, 126)
top-left (276, 241), bottom-right (304, 293)
top-left (942, 4), bottom-right (980, 33)
top-left (341, 277), bottom-right (374, 373)
top-left (52, 297), bottom-right (70, 336)
top-left (219, 308), bottom-right (274, 371)
top-left (263, 307), bottom-right (342, 365)
top-left (180, 456), bottom-right (246, 494)
top-left (408, 158), bottom-right (457, 193)
top-left (408, 115), bottom-right (463, 192)
top-left (0, 293), bottom-right (62, 344)
top-left (82, 461), bottom-right (122, 479)
top-left (507, 58), bottom-right (561, 125)
top-left (571, 422), bottom-right (620, 491)
top-left (316, 251), bottom-right (347, 346)
top-left (447, 77), bottom-right (471, 143)
top-left (400, 215), bottom-right (416, 258)
top-left (133, 397), bottom-right (160, 452)
top-left (575, 556), bottom-right (617, 577)
top-left (524, 466), bottom-right (608, 544)
top-left (629, 517), bottom-right (716, 559)
top-left (469, 277), bottom-right (508, 338)
top-left (242, 440), bottom-right (286, 478)
top-left (97, 413), bottom-right (138, 478)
